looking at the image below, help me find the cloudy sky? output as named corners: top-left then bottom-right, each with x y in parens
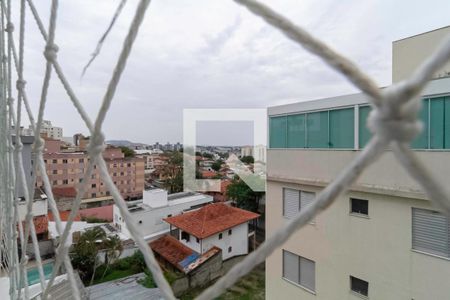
top-left (12, 0), bottom-right (450, 145)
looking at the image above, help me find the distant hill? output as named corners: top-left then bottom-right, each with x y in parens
top-left (106, 140), bottom-right (149, 148)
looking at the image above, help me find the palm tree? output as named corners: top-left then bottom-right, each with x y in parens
top-left (100, 235), bottom-right (123, 280)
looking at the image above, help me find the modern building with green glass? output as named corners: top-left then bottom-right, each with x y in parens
top-left (266, 25), bottom-right (450, 300)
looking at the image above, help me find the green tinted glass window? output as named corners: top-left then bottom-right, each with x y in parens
top-left (329, 108), bottom-right (354, 148)
top-left (306, 111), bottom-right (329, 148)
top-left (287, 114), bottom-right (306, 148)
top-left (411, 99), bottom-right (429, 149)
top-left (269, 116), bottom-right (287, 148)
top-left (358, 105), bottom-right (371, 148)
top-left (445, 97), bottom-right (450, 149)
top-left (430, 97), bottom-right (445, 149)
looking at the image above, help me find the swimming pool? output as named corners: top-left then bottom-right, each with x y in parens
top-left (27, 262), bottom-right (54, 286)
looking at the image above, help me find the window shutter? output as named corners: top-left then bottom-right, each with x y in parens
top-left (412, 208), bottom-right (449, 257)
top-left (299, 256), bottom-right (315, 291)
top-left (283, 188), bottom-right (300, 219)
top-left (283, 250), bottom-right (299, 283)
top-left (300, 191), bottom-right (315, 210)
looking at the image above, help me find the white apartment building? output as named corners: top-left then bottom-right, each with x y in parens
top-left (31, 120), bottom-right (63, 140)
top-left (113, 189), bottom-right (212, 240)
top-left (266, 27), bottom-right (450, 300)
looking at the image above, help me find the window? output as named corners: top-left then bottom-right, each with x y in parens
top-left (283, 188), bottom-right (315, 219)
top-left (53, 180), bottom-right (57, 185)
top-left (79, 158), bottom-right (84, 163)
top-left (228, 229), bottom-right (232, 236)
top-left (282, 250), bottom-right (315, 292)
top-left (196, 237), bottom-right (200, 243)
top-left (79, 178), bottom-right (83, 183)
top-left (287, 114), bottom-right (305, 148)
top-left (306, 111), bottom-right (328, 148)
top-left (181, 231), bottom-right (190, 242)
top-left (412, 208), bottom-right (450, 258)
top-left (52, 159), bottom-right (57, 164)
top-left (91, 193), bottom-right (96, 198)
top-left (350, 198), bottom-right (369, 216)
top-left (62, 179), bottom-right (68, 184)
top-left (329, 108), bottom-right (354, 148)
top-left (91, 184), bottom-right (96, 188)
top-left (228, 246), bottom-right (232, 253)
top-left (350, 276), bottom-right (368, 297)
top-left (269, 116), bottom-right (287, 148)
top-left (218, 233), bottom-right (223, 240)
top-left (62, 159), bottom-right (68, 164)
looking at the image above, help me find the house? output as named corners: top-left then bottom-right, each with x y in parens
top-left (265, 26), bottom-right (450, 300)
top-left (113, 189), bottom-right (213, 241)
top-left (164, 203), bottom-right (259, 260)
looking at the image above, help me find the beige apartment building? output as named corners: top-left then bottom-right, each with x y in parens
top-left (266, 28), bottom-right (450, 299)
top-left (36, 140), bottom-right (145, 202)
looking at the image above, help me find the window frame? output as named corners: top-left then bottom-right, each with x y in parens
top-left (350, 276), bottom-right (369, 298)
top-left (350, 198), bottom-right (369, 217)
top-left (282, 250), bottom-right (316, 294)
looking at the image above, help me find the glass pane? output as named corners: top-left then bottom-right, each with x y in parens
top-left (430, 97), bottom-right (445, 149)
top-left (306, 111), bottom-right (329, 148)
top-left (283, 250), bottom-right (299, 284)
top-left (411, 99), bottom-right (429, 149)
top-left (329, 108), bottom-right (354, 148)
top-left (287, 114), bottom-right (306, 148)
top-left (358, 105), bottom-right (371, 148)
top-left (445, 97), bottom-right (450, 149)
top-left (269, 116), bottom-right (287, 148)
top-left (300, 257), bottom-right (315, 291)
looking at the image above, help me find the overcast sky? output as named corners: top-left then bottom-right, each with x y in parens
top-left (12, 0), bottom-right (450, 145)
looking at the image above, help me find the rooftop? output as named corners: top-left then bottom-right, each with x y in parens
top-left (150, 235), bottom-right (197, 272)
top-left (164, 203), bottom-right (259, 239)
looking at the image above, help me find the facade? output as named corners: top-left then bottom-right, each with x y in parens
top-left (113, 189), bottom-right (213, 240)
top-left (266, 76), bottom-right (450, 299)
top-left (393, 26), bottom-right (450, 83)
top-left (165, 203), bottom-right (259, 260)
top-left (37, 144), bottom-right (145, 201)
top-left (31, 120), bottom-right (63, 140)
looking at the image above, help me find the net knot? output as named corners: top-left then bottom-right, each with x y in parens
top-left (44, 43), bottom-right (59, 61)
top-left (88, 132), bottom-right (106, 156)
top-left (367, 98), bottom-right (422, 143)
top-left (34, 137), bottom-right (45, 153)
top-left (5, 22), bottom-right (14, 33)
top-left (20, 255), bottom-right (29, 266)
top-left (16, 79), bottom-right (26, 90)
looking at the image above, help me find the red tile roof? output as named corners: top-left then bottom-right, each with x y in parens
top-left (164, 203), bottom-right (259, 239)
top-left (150, 235), bottom-right (196, 272)
top-left (22, 215), bottom-right (49, 234)
top-left (201, 170), bottom-right (216, 178)
top-left (48, 210), bottom-right (81, 222)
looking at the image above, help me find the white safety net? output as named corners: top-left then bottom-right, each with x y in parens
top-left (1, 0), bottom-right (450, 299)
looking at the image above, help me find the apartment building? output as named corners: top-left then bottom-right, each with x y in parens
top-left (266, 27), bottom-right (450, 300)
top-left (37, 143), bottom-right (145, 202)
top-left (30, 120), bottom-right (63, 140)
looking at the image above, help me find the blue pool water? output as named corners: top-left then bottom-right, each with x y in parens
top-left (27, 262), bottom-right (54, 285)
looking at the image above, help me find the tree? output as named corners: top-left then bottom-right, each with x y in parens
top-left (211, 160), bottom-right (222, 172)
top-left (100, 235), bottom-right (123, 280)
top-left (226, 176), bottom-right (263, 212)
top-left (202, 152), bottom-right (213, 159)
top-left (70, 227), bottom-right (106, 282)
top-left (240, 155), bottom-right (254, 164)
top-left (162, 151), bottom-right (183, 193)
top-left (119, 146), bottom-right (135, 157)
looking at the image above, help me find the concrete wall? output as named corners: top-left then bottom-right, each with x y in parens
top-left (393, 26), bottom-right (450, 83)
top-left (266, 148), bottom-right (450, 299)
top-left (267, 149), bottom-right (450, 199)
top-left (18, 199), bottom-right (48, 221)
top-left (200, 222), bottom-right (249, 260)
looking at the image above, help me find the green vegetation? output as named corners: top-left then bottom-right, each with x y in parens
top-left (162, 151), bottom-right (183, 193)
top-left (240, 155), bottom-right (254, 164)
top-left (179, 263), bottom-right (265, 300)
top-left (211, 160), bottom-right (223, 172)
top-left (119, 146), bottom-right (135, 157)
top-left (226, 176), bottom-right (263, 212)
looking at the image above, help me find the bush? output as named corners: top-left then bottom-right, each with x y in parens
top-left (138, 269), bottom-right (156, 288)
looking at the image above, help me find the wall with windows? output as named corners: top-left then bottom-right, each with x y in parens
top-left (265, 180), bottom-right (450, 299)
top-left (270, 96), bottom-right (450, 150)
top-left (200, 222), bottom-right (249, 260)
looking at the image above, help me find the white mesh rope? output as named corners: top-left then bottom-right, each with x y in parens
top-left (1, 0), bottom-right (450, 299)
